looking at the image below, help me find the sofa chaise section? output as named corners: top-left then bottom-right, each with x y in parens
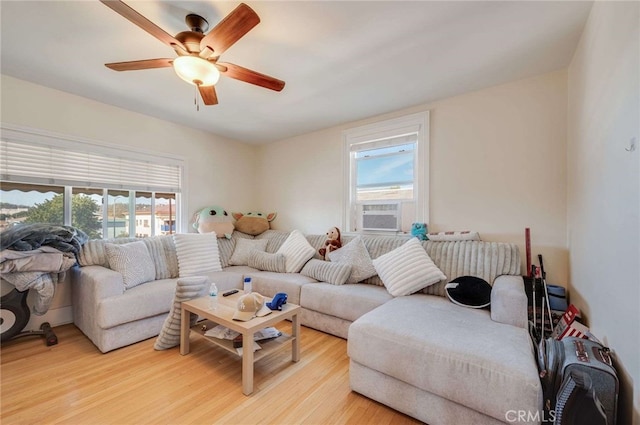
top-left (299, 283), bottom-right (393, 338)
top-left (348, 286), bottom-right (543, 425)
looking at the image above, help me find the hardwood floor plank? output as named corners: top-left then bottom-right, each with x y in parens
top-left (1, 322), bottom-right (422, 424)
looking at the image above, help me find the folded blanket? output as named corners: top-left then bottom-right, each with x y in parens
top-left (0, 226), bottom-right (84, 315)
top-left (0, 247), bottom-right (76, 273)
top-left (0, 223), bottom-right (88, 256)
top-left (2, 272), bottom-right (60, 315)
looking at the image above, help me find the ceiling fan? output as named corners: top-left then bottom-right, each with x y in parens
top-left (100, 0), bottom-right (285, 107)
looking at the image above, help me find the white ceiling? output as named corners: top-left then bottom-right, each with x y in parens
top-left (1, 1), bottom-right (592, 145)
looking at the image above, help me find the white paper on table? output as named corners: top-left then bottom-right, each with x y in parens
top-left (205, 325), bottom-right (280, 341)
top-left (236, 342), bottom-right (262, 356)
top-left (205, 325), bottom-right (240, 340)
top-left (254, 327), bottom-right (281, 340)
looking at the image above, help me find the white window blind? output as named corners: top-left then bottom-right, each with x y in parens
top-left (1, 139), bottom-right (181, 193)
top-left (350, 133), bottom-right (417, 153)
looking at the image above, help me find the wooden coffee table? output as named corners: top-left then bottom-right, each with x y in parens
top-left (180, 291), bottom-right (301, 395)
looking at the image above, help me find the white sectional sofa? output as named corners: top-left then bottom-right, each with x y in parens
top-left (71, 229), bottom-right (542, 424)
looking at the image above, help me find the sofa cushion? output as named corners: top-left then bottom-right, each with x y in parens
top-left (78, 237), bottom-right (137, 267)
top-left (229, 238), bottom-right (268, 266)
top-left (245, 271), bottom-right (316, 305)
top-left (372, 238), bottom-right (446, 296)
top-left (301, 283), bottom-right (393, 322)
top-left (348, 295), bottom-right (542, 422)
top-left (142, 235), bottom-right (179, 279)
top-left (305, 234), bottom-right (329, 259)
top-left (248, 251), bottom-right (286, 272)
top-left (173, 233), bottom-right (222, 277)
top-left (300, 259), bottom-right (352, 285)
top-left (78, 236), bottom-right (178, 279)
top-left (276, 230), bottom-right (316, 273)
top-left (421, 240), bottom-right (521, 297)
top-left (255, 230), bottom-right (291, 253)
top-left (104, 241), bottom-right (156, 289)
top-left (328, 236), bottom-right (377, 284)
top-left (97, 278), bottom-right (178, 328)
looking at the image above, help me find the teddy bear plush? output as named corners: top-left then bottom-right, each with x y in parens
top-left (318, 226), bottom-right (342, 260)
top-left (192, 206), bottom-right (234, 239)
top-left (231, 211), bottom-right (277, 236)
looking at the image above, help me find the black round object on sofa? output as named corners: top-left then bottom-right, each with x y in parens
top-left (445, 276), bottom-right (491, 309)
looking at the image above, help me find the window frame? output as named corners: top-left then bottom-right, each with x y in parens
top-left (342, 111), bottom-right (429, 234)
top-left (0, 124), bottom-right (186, 237)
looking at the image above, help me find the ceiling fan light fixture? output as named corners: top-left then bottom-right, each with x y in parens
top-left (173, 56), bottom-right (220, 86)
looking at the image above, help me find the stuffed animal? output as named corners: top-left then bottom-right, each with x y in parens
top-left (192, 206), bottom-right (234, 239)
top-left (411, 222), bottom-right (428, 241)
top-left (232, 211), bottom-right (277, 236)
top-left (318, 226), bottom-right (342, 260)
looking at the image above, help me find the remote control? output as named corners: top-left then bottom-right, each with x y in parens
top-left (222, 289), bottom-right (239, 297)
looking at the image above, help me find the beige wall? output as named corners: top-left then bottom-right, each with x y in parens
top-left (1, 75), bottom-right (258, 217)
top-left (258, 70), bottom-right (569, 284)
top-left (567, 2), bottom-right (640, 423)
top-left (1, 75), bottom-right (258, 329)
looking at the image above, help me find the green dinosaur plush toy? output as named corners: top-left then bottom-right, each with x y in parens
top-left (193, 206), bottom-right (234, 239)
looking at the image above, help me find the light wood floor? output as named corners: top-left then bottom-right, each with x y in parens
top-left (1, 321), bottom-right (422, 425)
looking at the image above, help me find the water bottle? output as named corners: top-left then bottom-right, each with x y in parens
top-left (209, 282), bottom-right (218, 310)
top-left (243, 277), bottom-right (252, 294)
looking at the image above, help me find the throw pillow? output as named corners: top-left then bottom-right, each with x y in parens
top-left (142, 235), bottom-right (177, 280)
top-left (104, 241), bottom-right (156, 289)
top-left (301, 259), bottom-right (352, 285)
top-left (229, 238), bottom-right (268, 266)
top-left (445, 276), bottom-right (492, 309)
top-left (247, 251), bottom-right (286, 273)
top-left (173, 233), bottom-right (222, 277)
top-left (276, 229), bottom-right (315, 273)
top-left (328, 236), bottom-right (377, 284)
top-left (372, 237), bottom-right (446, 296)
top-left (154, 276), bottom-right (209, 350)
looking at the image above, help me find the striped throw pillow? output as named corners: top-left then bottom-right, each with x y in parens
top-left (276, 230), bottom-right (315, 273)
top-left (104, 241), bottom-right (156, 289)
top-left (248, 251), bottom-right (286, 273)
top-left (301, 259), bottom-right (352, 285)
top-left (372, 237), bottom-right (446, 296)
top-left (173, 233), bottom-right (222, 277)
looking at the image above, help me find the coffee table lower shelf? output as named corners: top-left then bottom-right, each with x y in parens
top-left (179, 293), bottom-right (301, 395)
top-left (192, 319), bottom-right (295, 362)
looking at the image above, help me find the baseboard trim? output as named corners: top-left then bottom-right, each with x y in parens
top-left (24, 306), bottom-right (73, 331)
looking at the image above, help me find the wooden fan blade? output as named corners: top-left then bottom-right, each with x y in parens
top-left (198, 85), bottom-right (219, 105)
top-left (105, 58), bottom-right (173, 71)
top-left (100, 0), bottom-right (187, 52)
top-left (218, 62), bottom-right (285, 92)
top-left (200, 3), bottom-right (260, 56)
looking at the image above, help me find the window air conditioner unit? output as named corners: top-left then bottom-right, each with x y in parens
top-left (361, 202), bottom-right (401, 231)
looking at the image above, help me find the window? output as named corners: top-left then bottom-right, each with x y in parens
top-left (343, 112), bottom-right (429, 234)
top-left (0, 125), bottom-right (184, 239)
